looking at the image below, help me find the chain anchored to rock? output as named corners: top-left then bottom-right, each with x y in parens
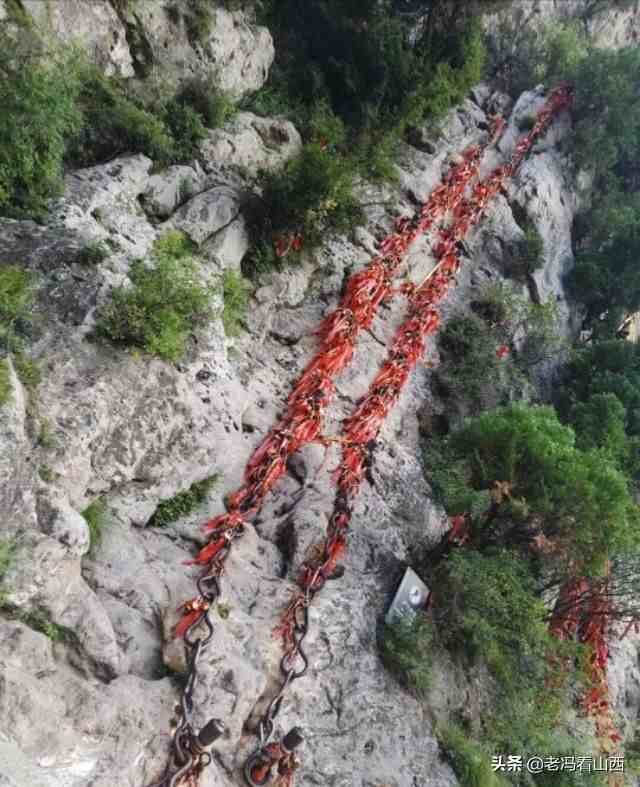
top-left (147, 84), bottom-right (573, 787)
top-left (237, 83), bottom-right (574, 787)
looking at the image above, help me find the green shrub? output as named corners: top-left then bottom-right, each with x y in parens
top-left (556, 340), bottom-right (640, 436)
top-left (222, 270), bottom-right (251, 336)
top-left (183, 0), bottom-right (214, 46)
top-left (514, 224), bottom-right (544, 276)
top-left (433, 283), bottom-right (563, 417)
top-left (556, 342), bottom-right (640, 481)
top-left (163, 100), bottom-right (208, 161)
top-left (435, 314), bottom-right (503, 408)
top-left (176, 76), bottom-right (236, 130)
top-left (38, 465), bottom-right (56, 483)
top-left (256, 143), bottom-right (363, 249)
top-left (0, 265), bottom-right (34, 350)
top-left (242, 241), bottom-right (282, 280)
top-left (0, 358), bottom-right (11, 406)
top-left (77, 240), bottom-right (110, 266)
top-left (381, 613), bottom-right (433, 696)
top-left (37, 418), bottom-right (56, 449)
top-left (95, 233), bottom-right (214, 361)
top-left (491, 20), bottom-right (587, 98)
top-left (476, 282), bottom-right (564, 371)
top-left (571, 392), bottom-right (628, 459)
top-left (20, 609), bottom-right (68, 642)
top-left (240, 85), bottom-right (301, 118)
top-left (255, 4), bottom-right (486, 183)
top-left (435, 550), bottom-right (558, 683)
top-left (69, 66), bottom-right (176, 166)
top-left (0, 38), bottom-right (83, 215)
top-left (438, 724), bottom-right (508, 787)
top-left (0, 538), bottom-right (16, 583)
top-left (149, 474), bottom-right (218, 526)
top-left (568, 232), bottom-right (640, 336)
top-left (82, 498), bottom-right (108, 556)
top-left (152, 229), bottom-right (195, 259)
top-left (431, 550), bottom-right (601, 786)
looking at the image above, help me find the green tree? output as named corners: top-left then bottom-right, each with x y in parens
top-left (570, 392), bottom-right (628, 459)
top-left (428, 404), bottom-right (640, 570)
top-left (556, 340), bottom-right (640, 436)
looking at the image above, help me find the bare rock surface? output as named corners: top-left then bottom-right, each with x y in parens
top-left (8, 1), bottom-right (274, 96)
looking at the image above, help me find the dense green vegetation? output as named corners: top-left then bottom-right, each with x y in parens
top-left (0, 31), bottom-right (234, 217)
top-left (429, 404), bottom-right (639, 568)
top-left (432, 282), bottom-right (563, 418)
top-left (381, 613), bottom-right (433, 696)
top-left (495, 21), bottom-right (640, 334)
top-left (255, 1), bottom-right (487, 145)
top-left (0, 37), bottom-right (83, 216)
top-left (241, 1), bottom-right (490, 271)
top-left (0, 265), bottom-right (34, 351)
top-left (148, 474), bottom-right (218, 527)
top-left (0, 265), bottom-right (37, 405)
top-left (95, 231), bottom-right (214, 361)
top-left (438, 723), bottom-right (509, 787)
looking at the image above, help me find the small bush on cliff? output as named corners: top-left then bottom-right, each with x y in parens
top-left (381, 614), bottom-right (433, 696)
top-left (435, 314), bottom-right (503, 410)
top-left (253, 143), bottom-right (363, 253)
top-left (183, 0), bottom-right (214, 47)
top-left (248, 5), bottom-right (486, 190)
top-left (0, 37), bottom-right (82, 216)
top-left (176, 75), bottom-right (236, 130)
top-left (438, 724), bottom-right (508, 787)
top-left (82, 498), bottom-right (108, 556)
top-left (95, 232), bottom-right (214, 361)
top-left (0, 359), bottom-right (11, 407)
top-left (0, 265), bottom-right (34, 352)
top-left (222, 270), bottom-right (252, 337)
top-left (148, 475), bottom-right (219, 527)
top-left (69, 66), bottom-right (176, 166)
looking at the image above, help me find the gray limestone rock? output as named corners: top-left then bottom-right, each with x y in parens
top-left (1, 6), bottom-right (639, 781)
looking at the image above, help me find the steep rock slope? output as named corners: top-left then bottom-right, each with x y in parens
top-left (0, 80), bottom-right (584, 786)
top-left (2, 2), bottom-right (640, 787)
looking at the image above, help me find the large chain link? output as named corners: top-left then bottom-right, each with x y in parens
top-left (146, 531), bottom-right (246, 787)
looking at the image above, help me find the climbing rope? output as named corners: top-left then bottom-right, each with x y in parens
top-left (148, 84), bottom-right (574, 787)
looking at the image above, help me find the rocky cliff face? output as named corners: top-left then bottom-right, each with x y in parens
top-left (1, 3), bottom-right (640, 787)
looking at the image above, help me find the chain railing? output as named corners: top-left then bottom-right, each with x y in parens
top-left (146, 84), bottom-right (575, 787)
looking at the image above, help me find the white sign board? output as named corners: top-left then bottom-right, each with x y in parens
top-left (385, 567), bottom-right (430, 624)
